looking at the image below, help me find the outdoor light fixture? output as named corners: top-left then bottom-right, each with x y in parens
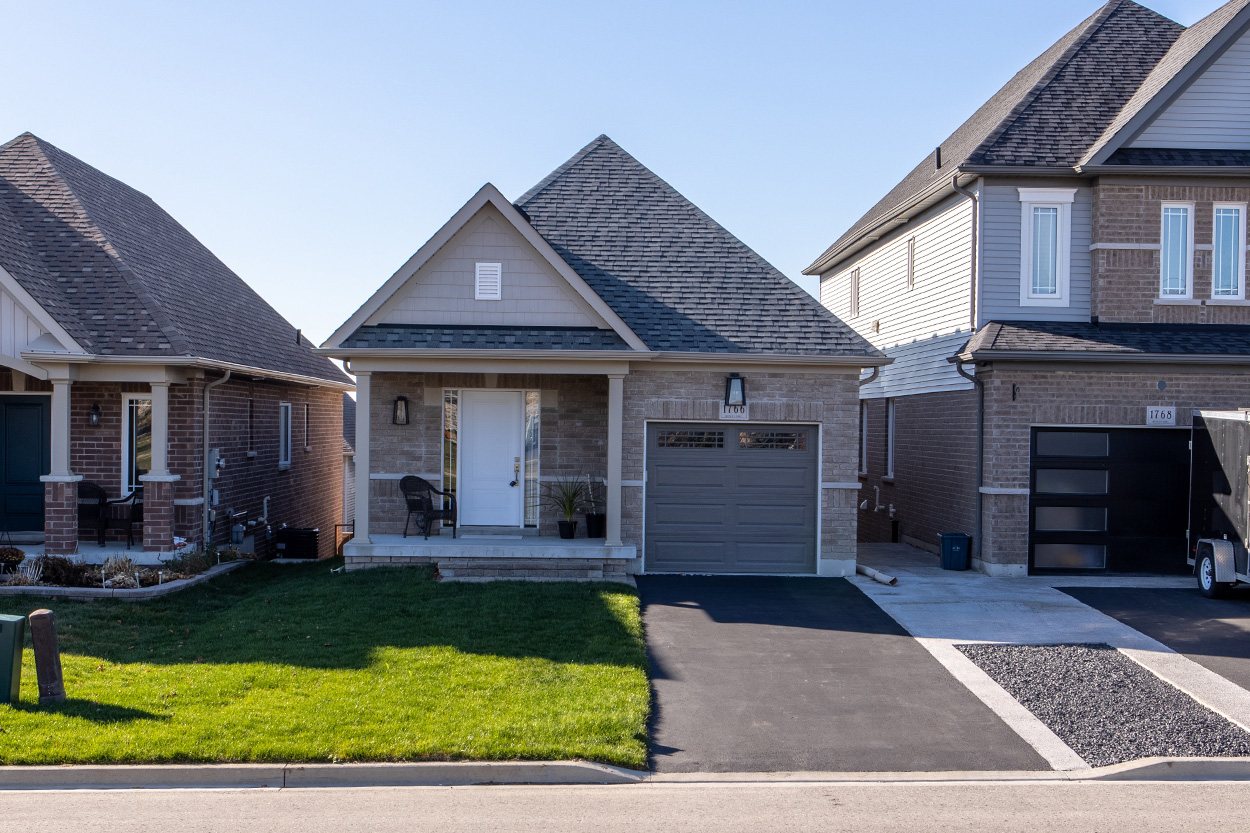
top-left (392, 395), bottom-right (409, 425)
top-left (88, 403), bottom-right (101, 427)
top-left (725, 374), bottom-right (746, 407)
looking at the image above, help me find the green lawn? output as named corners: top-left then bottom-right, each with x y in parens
top-left (0, 561), bottom-right (650, 769)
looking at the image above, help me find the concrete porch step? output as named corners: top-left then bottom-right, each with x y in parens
top-left (343, 534), bottom-right (638, 581)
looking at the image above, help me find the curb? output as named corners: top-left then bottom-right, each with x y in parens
top-left (0, 560), bottom-right (248, 601)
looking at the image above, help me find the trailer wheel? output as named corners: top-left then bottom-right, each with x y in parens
top-left (1198, 552), bottom-right (1229, 599)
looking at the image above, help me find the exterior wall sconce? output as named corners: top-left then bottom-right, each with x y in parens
top-left (725, 374), bottom-right (746, 407)
top-left (392, 396), bottom-right (409, 425)
top-left (88, 403), bottom-right (101, 427)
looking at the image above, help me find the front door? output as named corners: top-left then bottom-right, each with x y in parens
top-left (459, 390), bottom-right (524, 527)
top-left (0, 395), bottom-right (51, 532)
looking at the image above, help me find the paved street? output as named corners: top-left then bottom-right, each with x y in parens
top-left (0, 781), bottom-right (1243, 833)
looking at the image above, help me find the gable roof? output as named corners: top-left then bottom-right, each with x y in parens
top-left (515, 135), bottom-right (878, 356)
top-left (805, 0), bottom-right (1185, 275)
top-left (0, 133), bottom-right (350, 385)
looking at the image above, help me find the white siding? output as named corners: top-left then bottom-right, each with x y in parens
top-left (1132, 28), bottom-right (1250, 149)
top-left (372, 204), bottom-right (608, 328)
top-left (979, 183), bottom-right (1092, 323)
top-left (0, 285), bottom-right (46, 365)
top-left (820, 194), bottom-right (974, 398)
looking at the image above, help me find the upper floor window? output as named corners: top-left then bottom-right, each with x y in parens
top-left (1213, 203), bottom-right (1246, 299)
top-left (905, 237), bottom-right (916, 290)
top-left (849, 268), bottom-right (861, 318)
top-left (1160, 202), bottom-right (1194, 299)
top-left (1018, 188), bottom-right (1075, 307)
top-left (278, 402), bottom-right (292, 468)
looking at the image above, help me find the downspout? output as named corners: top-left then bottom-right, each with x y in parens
top-left (858, 366), bottom-right (879, 388)
top-left (950, 176), bottom-right (979, 333)
top-left (955, 358), bottom-right (984, 567)
top-left (203, 370), bottom-right (232, 547)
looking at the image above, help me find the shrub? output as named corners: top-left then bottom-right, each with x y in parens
top-left (34, 555), bottom-right (93, 587)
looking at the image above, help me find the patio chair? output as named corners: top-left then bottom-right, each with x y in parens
top-left (77, 481), bottom-right (109, 547)
top-left (107, 487), bottom-right (144, 549)
top-left (400, 476), bottom-right (457, 539)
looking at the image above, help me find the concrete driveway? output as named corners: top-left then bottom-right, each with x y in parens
top-left (638, 574), bottom-right (1046, 773)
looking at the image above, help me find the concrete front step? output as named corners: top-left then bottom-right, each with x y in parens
top-left (343, 535), bottom-right (638, 581)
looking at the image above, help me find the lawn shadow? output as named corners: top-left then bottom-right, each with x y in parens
top-left (9, 699), bottom-right (164, 723)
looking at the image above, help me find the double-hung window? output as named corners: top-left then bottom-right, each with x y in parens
top-left (121, 394), bottom-right (152, 494)
top-left (885, 398), bottom-right (896, 479)
top-left (1213, 203), bottom-right (1246, 300)
top-left (1019, 189), bottom-right (1075, 306)
top-left (1160, 202), bottom-right (1195, 299)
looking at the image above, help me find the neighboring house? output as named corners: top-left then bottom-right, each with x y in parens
top-left (342, 392), bottom-right (356, 525)
top-left (0, 132), bottom-right (352, 560)
top-left (807, 0), bottom-right (1250, 576)
top-left (321, 135), bottom-right (886, 578)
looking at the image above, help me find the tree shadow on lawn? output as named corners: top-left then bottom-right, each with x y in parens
top-left (1, 561), bottom-right (647, 673)
top-left (8, 699), bottom-right (163, 724)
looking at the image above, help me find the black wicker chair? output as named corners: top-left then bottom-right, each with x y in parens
top-left (77, 482), bottom-right (109, 547)
top-left (400, 476), bottom-right (456, 539)
top-left (107, 487), bottom-right (144, 549)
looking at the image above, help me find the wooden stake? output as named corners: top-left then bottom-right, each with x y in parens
top-left (28, 609), bottom-right (66, 705)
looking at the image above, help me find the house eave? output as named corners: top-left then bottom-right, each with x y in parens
top-left (1076, 165), bottom-right (1250, 176)
top-left (951, 350), bottom-right (1250, 366)
top-left (319, 347), bottom-right (890, 369)
top-left (21, 352), bottom-right (355, 390)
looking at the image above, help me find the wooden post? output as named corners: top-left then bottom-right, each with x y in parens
top-left (28, 609), bottom-right (66, 704)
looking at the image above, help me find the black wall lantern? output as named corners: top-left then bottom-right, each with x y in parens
top-left (392, 395), bottom-right (410, 425)
top-left (87, 403), bottom-right (101, 427)
top-left (725, 374), bottom-right (746, 407)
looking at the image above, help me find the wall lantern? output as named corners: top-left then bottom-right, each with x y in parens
top-left (725, 374), bottom-right (746, 407)
top-left (392, 396), bottom-right (410, 425)
top-left (88, 403), bottom-right (101, 427)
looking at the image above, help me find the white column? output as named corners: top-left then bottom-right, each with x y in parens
top-left (605, 373), bottom-right (624, 547)
top-left (354, 371), bottom-right (371, 542)
top-left (148, 381), bottom-right (171, 476)
top-left (49, 379), bottom-right (73, 477)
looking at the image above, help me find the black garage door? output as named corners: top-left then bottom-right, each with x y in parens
top-left (644, 423), bottom-right (818, 574)
top-left (1028, 427), bottom-right (1189, 574)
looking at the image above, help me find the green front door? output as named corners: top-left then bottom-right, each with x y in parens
top-left (0, 396), bottom-right (51, 532)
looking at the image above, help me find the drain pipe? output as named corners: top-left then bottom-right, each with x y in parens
top-left (203, 370), bottom-right (232, 547)
top-left (859, 366), bottom-right (879, 388)
top-left (955, 358), bottom-right (984, 568)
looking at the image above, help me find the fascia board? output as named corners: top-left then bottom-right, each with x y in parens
top-left (954, 350), bottom-right (1250, 365)
top-left (21, 352), bottom-right (355, 390)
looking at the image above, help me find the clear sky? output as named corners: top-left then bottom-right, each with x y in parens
top-left (0, 0), bottom-right (1221, 344)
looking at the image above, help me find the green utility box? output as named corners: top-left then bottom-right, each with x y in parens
top-left (939, 533), bottom-right (971, 571)
top-left (0, 613), bottom-right (25, 704)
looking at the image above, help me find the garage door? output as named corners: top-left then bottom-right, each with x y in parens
top-left (1028, 427), bottom-right (1189, 574)
top-left (645, 423), bottom-right (818, 574)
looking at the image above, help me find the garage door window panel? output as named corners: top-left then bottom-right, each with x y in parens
top-left (657, 430), bottom-right (724, 449)
top-left (1034, 543), bottom-right (1107, 570)
top-left (1035, 506), bottom-right (1107, 532)
top-left (1034, 469), bottom-right (1109, 495)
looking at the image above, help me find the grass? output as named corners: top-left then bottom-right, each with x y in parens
top-left (0, 561), bottom-right (650, 769)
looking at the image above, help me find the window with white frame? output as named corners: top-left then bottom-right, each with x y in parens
top-left (849, 268), bottom-right (861, 318)
top-left (121, 394), bottom-right (152, 494)
top-left (1018, 188), bottom-right (1075, 306)
top-left (278, 402), bottom-right (292, 468)
top-left (858, 400), bottom-right (868, 476)
top-left (885, 398), bottom-right (896, 479)
top-left (1160, 202), bottom-right (1194, 299)
top-left (906, 237), bottom-right (916, 289)
top-left (1213, 203), bottom-right (1246, 299)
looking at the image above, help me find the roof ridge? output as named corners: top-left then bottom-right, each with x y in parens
top-left (26, 135), bottom-right (192, 355)
top-left (515, 134), bottom-right (612, 207)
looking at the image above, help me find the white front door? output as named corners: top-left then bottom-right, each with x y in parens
top-left (459, 390), bottom-right (525, 526)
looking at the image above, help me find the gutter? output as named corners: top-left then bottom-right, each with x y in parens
top-left (321, 347), bottom-right (893, 369)
top-left (20, 352), bottom-right (353, 391)
top-left (953, 351), bottom-right (1250, 366)
top-left (203, 370), bottom-right (232, 547)
top-left (954, 358), bottom-right (985, 569)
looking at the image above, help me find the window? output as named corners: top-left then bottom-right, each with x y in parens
top-left (657, 430), bottom-right (724, 449)
top-left (906, 237), bottom-right (916, 289)
top-left (247, 399), bottom-right (255, 455)
top-left (739, 431), bottom-right (806, 450)
top-left (885, 398), bottom-right (896, 478)
top-left (1213, 203), bottom-right (1246, 299)
top-left (121, 394), bottom-right (152, 494)
top-left (858, 401), bottom-right (868, 475)
top-left (304, 403), bottom-right (311, 450)
top-left (849, 268), bottom-right (860, 318)
top-left (278, 402), bottom-right (292, 468)
top-left (1034, 469), bottom-right (1108, 495)
top-left (1035, 431), bottom-right (1109, 458)
top-left (1160, 202), bottom-right (1194, 299)
top-left (475, 262), bottom-right (502, 300)
top-left (1019, 188), bottom-right (1075, 306)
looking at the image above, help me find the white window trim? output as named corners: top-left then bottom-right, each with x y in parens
top-left (1018, 188), bottom-right (1076, 307)
top-left (858, 400), bottom-right (868, 477)
top-left (1160, 201), bottom-right (1195, 300)
top-left (278, 402), bottom-right (292, 469)
top-left (120, 393), bottom-right (152, 495)
top-left (905, 236), bottom-right (916, 290)
top-left (1212, 202), bottom-right (1247, 300)
top-left (474, 262), bottom-right (502, 301)
top-left (885, 398), bottom-right (896, 479)
top-left (849, 268), bottom-right (860, 319)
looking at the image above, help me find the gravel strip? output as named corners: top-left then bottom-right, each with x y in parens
top-left (957, 643), bottom-right (1250, 767)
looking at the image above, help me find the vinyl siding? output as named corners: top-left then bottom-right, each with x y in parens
top-left (0, 284), bottom-right (47, 365)
top-left (372, 204), bottom-right (608, 328)
top-left (980, 182), bottom-right (1093, 323)
top-left (819, 194), bottom-right (974, 399)
top-left (1131, 28), bottom-right (1250, 149)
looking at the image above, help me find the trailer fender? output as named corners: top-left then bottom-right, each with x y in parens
top-left (1198, 539), bottom-right (1238, 584)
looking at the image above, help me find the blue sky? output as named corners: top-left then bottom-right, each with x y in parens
top-left (0, 0), bottom-right (1219, 343)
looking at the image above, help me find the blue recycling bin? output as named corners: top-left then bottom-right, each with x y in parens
top-left (939, 533), bottom-right (971, 571)
top-left (0, 613), bottom-right (25, 704)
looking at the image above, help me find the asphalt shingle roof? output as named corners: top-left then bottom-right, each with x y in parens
top-left (1103, 147), bottom-right (1250, 165)
top-left (514, 136), bottom-right (880, 357)
top-left (961, 320), bottom-right (1250, 357)
top-left (0, 133), bottom-right (349, 385)
top-left (341, 324), bottom-right (632, 351)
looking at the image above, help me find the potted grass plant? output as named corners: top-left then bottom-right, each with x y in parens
top-left (542, 477), bottom-right (586, 539)
top-left (583, 474), bottom-right (606, 539)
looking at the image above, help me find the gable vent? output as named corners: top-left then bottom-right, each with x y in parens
top-left (475, 262), bottom-right (502, 300)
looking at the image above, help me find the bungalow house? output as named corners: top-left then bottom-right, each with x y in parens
top-left (321, 136), bottom-right (886, 579)
top-left (0, 132), bottom-right (352, 561)
top-left (807, 0), bottom-right (1250, 575)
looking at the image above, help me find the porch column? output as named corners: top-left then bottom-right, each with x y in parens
top-left (139, 381), bottom-right (179, 552)
top-left (147, 381), bottom-right (171, 476)
top-left (354, 371), bottom-right (371, 542)
top-left (605, 373), bottom-right (624, 547)
top-left (48, 379), bottom-right (73, 477)
top-left (40, 376), bottom-right (81, 556)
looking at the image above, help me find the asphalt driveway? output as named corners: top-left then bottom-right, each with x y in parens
top-left (638, 575), bottom-right (1047, 772)
top-left (1060, 585), bottom-right (1250, 692)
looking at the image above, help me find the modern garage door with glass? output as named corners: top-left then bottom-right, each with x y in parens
top-left (1029, 427), bottom-right (1189, 574)
top-left (644, 423), bottom-right (818, 574)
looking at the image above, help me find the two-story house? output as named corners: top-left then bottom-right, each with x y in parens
top-left (808, 0), bottom-right (1250, 575)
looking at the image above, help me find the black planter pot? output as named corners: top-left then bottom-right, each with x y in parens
top-left (584, 512), bottom-right (606, 539)
top-left (557, 520), bottom-right (578, 540)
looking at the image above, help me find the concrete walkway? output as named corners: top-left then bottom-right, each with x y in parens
top-left (854, 544), bottom-right (1250, 770)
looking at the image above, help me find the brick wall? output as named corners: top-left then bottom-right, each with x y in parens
top-left (1092, 179), bottom-right (1250, 323)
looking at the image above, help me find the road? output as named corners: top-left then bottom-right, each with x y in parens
top-left (0, 781), bottom-right (1244, 832)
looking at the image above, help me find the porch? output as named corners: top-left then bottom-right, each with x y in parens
top-left (343, 533), bottom-right (638, 581)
